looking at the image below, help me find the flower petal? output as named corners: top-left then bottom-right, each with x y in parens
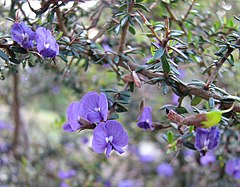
top-left (99, 93), bottom-right (108, 121)
top-left (62, 123), bottom-right (74, 132)
top-left (105, 120), bottom-right (128, 147)
top-left (194, 128), bottom-right (209, 151)
top-left (207, 127), bottom-right (220, 149)
top-left (86, 111), bottom-right (102, 123)
top-left (137, 107), bottom-right (153, 130)
top-left (79, 92), bottom-right (99, 118)
top-left (106, 143), bottom-right (113, 158)
top-left (92, 122), bottom-right (108, 153)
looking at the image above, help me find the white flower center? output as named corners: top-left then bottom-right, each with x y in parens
top-left (203, 139), bottom-right (210, 151)
top-left (146, 119), bottom-right (149, 123)
top-left (44, 42), bottom-right (50, 49)
top-left (105, 136), bottom-right (113, 143)
top-left (22, 33), bottom-right (29, 40)
top-left (94, 107), bottom-right (100, 112)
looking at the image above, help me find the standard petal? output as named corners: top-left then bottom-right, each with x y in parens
top-left (66, 101), bottom-right (81, 122)
top-left (99, 93), bottom-right (108, 121)
top-left (79, 92), bottom-right (99, 118)
top-left (105, 120), bottom-right (128, 147)
top-left (92, 122), bottom-right (108, 153)
top-left (207, 127), bottom-right (220, 149)
top-left (36, 27), bottom-right (47, 52)
top-left (194, 128), bottom-right (209, 151)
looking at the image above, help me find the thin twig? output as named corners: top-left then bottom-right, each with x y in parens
top-left (182, 0), bottom-right (196, 22)
top-left (205, 38), bottom-right (240, 88)
top-left (165, 5), bottom-right (187, 35)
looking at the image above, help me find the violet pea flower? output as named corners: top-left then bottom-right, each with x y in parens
top-left (63, 92), bottom-right (108, 132)
top-left (92, 120), bottom-right (128, 158)
top-left (11, 22), bottom-right (35, 49)
top-left (36, 27), bottom-right (59, 58)
top-left (156, 163), bottom-right (174, 177)
top-left (195, 126), bottom-right (220, 156)
top-left (137, 106), bottom-right (153, 130)
top-left (225, 158), bottom-right (240, 179)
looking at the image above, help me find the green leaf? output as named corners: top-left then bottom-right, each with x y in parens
top-left (108, 113), bottom-right (119, 120)
top-left (128, 25), bottom-right (136, 35)
top-left (209, 97), bottom-right (215, 109)
top-left (119, 90), bottom-right (131, 97)
top-left (153, 47), bottom-right (165, 60)
top-left (175, 107), bottom-right (189, 114)
top-left (56, 31), bottom-right (63, 41)
top-left (182, 141), bottom-right (196, 150)
top-left (161, 54), bottom-right (170, 74)
top-left (170, 30), bottom-right (185, 37)
top-left (101, 88), bottom-right (118, 93)
top-left (10, 46), bottom-right (28, 54)
top-left (171, 46), bottom-right (188, 59)
top-left (115, 24), bottom-right (121, 35)
top-left (116, 104), bottom-right (128, 112)
top-left (167, 131), bottom-right (174, 144)
top-left (0, 50), bottom-right (9, 61)
top-left (191, 96), bottom-right (202, 106)
top-left (201, 111), bottom-right (222, 128)
top-left (135, 3), bottom-right (150, 12)
top-left (134, 17), bottom-right (144, 31)
top-left (115, 99), bottom-right (129, 104)
top-left (118, 3), bottom-right (127, 11)
top-left (114, 55), bottom-right (119, 64)
top-left (120, 15), bottom-right (129, 27)
top-left (9, 58), bottom-right (21, 64)
top-left (72, 49), bottom-right (80, 58)
top-left (162, 81), bottom-right (168, 95)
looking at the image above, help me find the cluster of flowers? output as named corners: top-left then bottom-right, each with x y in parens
top-left (137, 106), bottom-right (221, 155)
top-left (63, 92), bottom-right (128, 158)
top-left (11, 22), bottom-right (59, 58)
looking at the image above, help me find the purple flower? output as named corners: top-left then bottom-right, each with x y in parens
top-left (58, 170), bottom-right (76, 180)
top-left (118, 180), bottom-right (134, 187)
top-left (92, 120), bottom-right (128, 158)
top-left (11, 22), bottom-right (35, 49)
top-left (36, 27), bottom-right (59, 58)
top-left (137, 106), bottom-right (153, 130)
top-left (200, 151), bottom-right (216, 166)
top-left (225, 158), bottom-right (240, 179)
top-left (171, 93), bottom-right (179, 105)
top-left (81, 136), bottom-right (89, 144)
top-left (156, 163), bottom-right (174, 177)
top-left (63, 92), bottom-right (108, 132)
top-left (60, 182), bottom-right (69, 187)
top-left (195, 126), bottom-right (220, 156)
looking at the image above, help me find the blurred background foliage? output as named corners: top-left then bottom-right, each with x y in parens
top-left (0, 0), bottom-right (240, 186)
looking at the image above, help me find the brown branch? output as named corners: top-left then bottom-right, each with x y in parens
top-left (137, 9), bottom-right (163, 45)
top-left (118, 0), bottom-right (135, 55)
top-left (56, 7), bottom-right (68, 36)
top-left (116, 54), bottom-right (240, 112)
top-left (12, 72), bottom-right (21, 156)
top-left (205, 38), bottom-right (240, 88)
